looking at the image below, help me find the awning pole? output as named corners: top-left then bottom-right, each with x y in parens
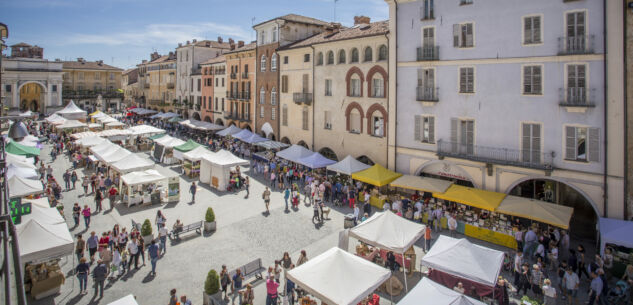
top-left (402, 253), bottom-right (408, 292)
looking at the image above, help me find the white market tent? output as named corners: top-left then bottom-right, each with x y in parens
top-left (129, 124), bottom-right (165, 136)
top-left (286, 247), bottom-right (391, 305)
top-left (45, 113), bottom-right (67, 124)
top-left (200, 150), bottom-right (249, 190)
top-left (56, 120), bottom-right (88, 129)
top-left (7, 163), bottom-right (38, 179)
top-left (21, 204), bottom-right (65, 225)
top-left (6, 153), bottom-right (36, 169)
top-left (121, 169), bottom-right (165, 186)
top-left (105, 121), bottom-right (126, 127)
top-left (107, 294), bottom-right (140, 305)
top-left (95, 146), bottom-right (132, 164)
top-left (326, 155), bottom-right (372, 175)
top-left (98, 116), bottom-right (118, 123)
top-left (398, 277), bottom-right (487, 305)
top-left (17, 219), bottom-right (73, 263)
top-left (216, 125), bottom-right (242, 137)
top-left (89, 140), bottom-right (116, 155)
top-left (75, 136), bottom-right (107, 148)
top-left (8, 176), bottom-right (44, 198)
top-left (23, 197), bottom-right (51, 209)
top-left (91, 112), bottom-right (107, 119)
top-left (276, 144), bottom-right (314, 164)
top-left (182, 146), bottom-right (215, 162)
top-left (111, 154), bottom-right (155, 174)
top-left (421, 236), bottom-right (504, 287)
top-left (599, 217), bottom-right (633, 255)
top-left (71, 131), bottom-right (98, 139)
top-left (88, 123), bottom-right (103, 129)
top-left (154, 135), bottom-right (185, 147)
top-left (98, 129), bottom-right (132, 138)
top-left (55, 100), bottom-right (87, 120)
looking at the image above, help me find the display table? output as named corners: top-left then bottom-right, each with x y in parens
top-left (368, 196), bottom-right (387, 209)
top-left (463, 224), bottom-right (517, 249)
top-left (31, 272), bottom-right (64, 300)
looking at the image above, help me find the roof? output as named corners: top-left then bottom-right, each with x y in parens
top-left (254, 14), bottom-right (330, 28)
top-left (177, 40), bottom-right (231, 49)
top-left (201, 55), bottom-right (226, 65)
top-left (282, 20), bottom-right (389, 50)
top-left (11, 42), bottom-right (32, 47)
top-left (147, 55), bottom-right (176, 64)
top-left (224, 42), bottom-right (257, 54)
top-left (122, 68), bottom-right (138, 75)
top-left (62, 60), bottom-right (123, 71)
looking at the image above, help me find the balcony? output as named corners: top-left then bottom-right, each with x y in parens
top-left (558, 35), bottom-right (594, 55)
top-left (228, 91), bottom-right (238, 99)
top-left (416, 87), bottom-right (439, 102)
top-left (166, 82), bottom-right (175, 89)
top-left (241, 72), bottom-right (249, 79)
top-left (238, 91), bottom-right (251, 100)
top-left (62, 89), bottom-right (124, 100)
top-left (559, 87), bottom-right (595, 108)
top-left (293, 93), bottom-right (313, 105)
top-left (417, 46), bottom-right (439, 61)
top-left (437, 140), bottom-right (554, 170)
top-left (215, 70), bottom-right (225, 75)
top-left (144, 83), bottom-right (150, 89)
top-left (230, 73), bottom-right (237, 80)
top-left (224, 112), bottom-right (251, 122)
top-left (195, 104), bottom-right (201, 111)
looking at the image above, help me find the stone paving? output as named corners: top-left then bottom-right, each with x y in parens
top-left (28, 141), bottom-right (597, 305)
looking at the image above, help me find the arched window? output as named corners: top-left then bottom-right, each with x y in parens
top-left (326, 51), bottom-right (334, 65)
top-left (260, 87), bottom-right (265, 104)
top-left (338, 50), bottom-right (346, 64)
top-left (350, 75), bottom-right (361, 97)
top-left (366, 104), bottom-right (387, 137)
top-left (260, 55), bottom-right (267, 72)
top-left (371, 74), bottom-right (385, 98)
top-left (351, 48), bottom-right (359, 63)
top-left (271, 53), bottom-right (277, 72)
top-left (270, 87), bottom-right (277, 105)
top-left (378, 45), bottom-right (388, 61)
top-left (317, 52), bottom-right (324, 65)
top-left (364, 47), bottom-right (373, 62)
top-left (272, 26), bottom-right (278, 43)
top-left (349, 108), bottom-right (362, 133)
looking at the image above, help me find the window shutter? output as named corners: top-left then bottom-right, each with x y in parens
top-left (465, 24), bottom-right (473, 47)
top-left (459, 69), bottom-right (466, 93)
top-left (522, 123), bottom-right (531, 152)
top-left (533, 17), bottom-right (541, 43)
top-left (453, 24), bottom-right (460, 47)
top-left (450, 118), bottom-right (458, 152)
top-left (588, 127), bottom-right (600, 162)
top-left (523, 66), bottom-right (532, 94)
top-left (417, 69), bottom-right (424, 87)
top-left (532, 124), bottom-right (541, 163)
top-left (414, 115), bottom-right (421, 141)
top-left (427, 69), bottom-right (435, 88)
top-left (428, 117), bottom-right (435, 144)
top-left (524, 17), bottom-right (532, 44)
top-left (534, 66), bottom-right (542, 94)
top-left (577, 65), bottom-right (586, 88)
top-left (466, 121), bottom-right (474, 145)
top-left (565, 126), bottom-right (576, 160)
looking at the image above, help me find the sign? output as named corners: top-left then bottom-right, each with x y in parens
top-left (167, 176), bottom-right (180, 203)
top-left (9, 198), bottom-right (32, 225)
top-left (464, 224), bottom-right (517, 250)
top-left (421, 162), bottom-right (471, 182)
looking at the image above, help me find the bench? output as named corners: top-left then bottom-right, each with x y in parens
top-left (229, 258), bottom-right (266, 283)
top-left (169, 221), bottom-right (202, 239)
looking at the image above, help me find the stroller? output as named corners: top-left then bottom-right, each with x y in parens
top-left (608, 280), bottom-right (630, 304)
top-left (502, 252), bottom-right (513, 272)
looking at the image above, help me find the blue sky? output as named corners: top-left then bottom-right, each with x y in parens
top-left (0, 0), bottom-right (388, 69)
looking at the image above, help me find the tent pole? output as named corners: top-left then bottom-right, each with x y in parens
top-left (402, 253), bottom-right (408, 292)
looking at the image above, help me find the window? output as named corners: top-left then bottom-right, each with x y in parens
top-left (565, 126), bottom-right (599, 162)
top-left (222, 78), bottom-right (225, 87)
top-left (282, 104), bottom-right (288, 126)
top-left (271, 108), bottom-right (276, 120)
top-left (203, 96), bottom-right (207, 109)
top-left (522, 123), bottom-right (541, 163)
top-left (260, 87), bottom-right (266, 104)
top-left (326, 51), bottom-right (334, 65)
top-left (304, 54), bottom-right (310, 63)
top-left (372, 78), bottom-right (384, 98)
top-left (523, 16), bottom-right (542, 45)
top-left (350, 109), bottom-right (361, 133)
top-left (197, 79), bottom-right (201, 91)
top-left (222, 98), bottom-right (225, 111)
top-left (272, 26), bottom-right (278, 43)
top-left (260, 55), bottom-right (267, 72)
top-left (302, 107), bottom-right (309, 130)
top-left (351, 48), bottom-right (359, 63)
top-left (215, 97), bottom-right (219, 111)
top-left (281, 75), bottom-right (288, 93)
top-left (450, 119), bottom-right (474, 154)
top-left (566, 11), bottom-right (586, 39)
top-left (78, 84), bottom-right (84, 91)
top-left (186, 51), bottom-right (189, 62)
top-left (364, 47), bottom-right (373, 62)
top-left (414, 115), bottom-right (435, 144)
top-left (244, 103), bottom-right (250, 118)
top-left (216, 78), bottom-right (219, 87)
top-left (350, 78), bottom-right (361, 97)
top-left (260, 106), bottom-right (264, 118)
top-left (324, 111), bottom-right (332, 129)
top-left (95, 72), bottom-right (101, 80)
top-left (260, 31), bottom-right (266, 44)
top-left (271, 87), bottom-right (277, 105)
top-left (523, 65), bottom-right (542, 95)
top-left (338, 50), bottom-right (346, 64)
top-left (378, 45), bottom-right (388, 61)
top-left (244, 64), bottom-right (249, 74)
top-left (459, 67), bottom-right (474, 93)
top-left (567, 64), bottom-right (586, 104)
top-left (271, 53), bottom-right (277, 72)
top-left (417, 68), bottom-right (435, 99)
top-left (453, 23), bottom-right (474, 48)
top-left (5, 85), bottom-right (11, 92)
top-left (460, 0), bottom-right (473, 4)
top-left (317, 52), bottom-right (323, 65)
top-left (372, 114), bottom-right (384, 137)
top-left (325, 79), bottom-right (332, 96)
top-left (421, 0), bottom-right (434, 20)
top-left (52, 85), bottom-right (57, 92)
top-left (109, 73), bottom-right (115, 80)
top-left (78, 72), bottom-right (84, 80)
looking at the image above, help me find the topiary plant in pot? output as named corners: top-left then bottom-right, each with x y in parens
top-left (141, 219), bottom-right (154, 244)
top-left (204, 207), bottom-right (216, 232)
top-left (203, 269), bottom-right (220, 305)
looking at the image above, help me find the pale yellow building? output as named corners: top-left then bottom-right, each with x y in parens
top-left (145, 52), bottom-right (176, 112)
top-left (121, 68), bottom-right (140, 109)
top-left (62, 58), bottom-right (123, 112)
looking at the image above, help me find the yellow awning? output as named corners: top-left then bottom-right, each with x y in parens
top-left (433, 185), bottom-right (506, 211)
top-left (390, 175), bottom-right (453, 194)
top-left (89, 110), bottom-right (102, 116)
top-left (496, 196), bottom-right (574, 229)
top-left (351, 164), bottom-right (402, 187)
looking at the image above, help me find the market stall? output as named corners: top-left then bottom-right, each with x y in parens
top-left (216, 125), bottom-right (242, 137)
top-left (351, 164), bottom-right (402, 208)
top-left (199, 150), bottom-right (248, 191)
top-left (44, 113), bottom-right (67, 125)
top-left (326, 155), bottom-right (371, 175)
top-left (496, 195), bottom-right (574, 229)
top-left (6, 141), bottom-right (40, 157)
top-left (55, 100), bottom-right (87, 121)
top-left (421, 236), bottom-right (504, 302)
top-left (7, 163), bottom-right (39, 179)
top-left (398, 277), bottom-right (486, 305)
top-left (8, 175), bottom-right (44, 198)
top-left (111, 154), bottom-right (155, 175)
top-left (390, 175), bottom-right (453, 194)
top-left (296, 152), bottom-right (336, 169)
top-left (94, 145), bottom-right (132, 165)
top-left (7, 153), bottom-right (37, 169)
top-left (286, 247), bottom-right (391, 305)
top-left (75, 136), bottom-right (107, 151)
top-left (598, 217), bottom-right (633, 278)
top-left (105, 121), bottom-right (126, 129)
top-left (253, 140), bottom-right (290, 151)
top-left (152, 135), bottom-right (185, 164)
top-left (128, 124), bottom-right (166, 137)
top-left (120, 169), bottom-right (168, 207)
top-left (276, 144), bottom-right (314, 163)
top-left (181, 146), bottom-right (214, 178)
top-left (232, 129), bottom-right (267, 144)
top-left (108, 294), bottom-right (140, 305)
top-left (56, 120), bottom-right (88, 132)
top-left (173, 139), bottom-right (201, 160)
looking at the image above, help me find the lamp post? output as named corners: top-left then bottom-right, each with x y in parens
top-left (1, 23), bottom-right (8, 119)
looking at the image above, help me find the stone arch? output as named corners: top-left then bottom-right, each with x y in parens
top-left (192, 112), bottom-right (201, 121)
top-left (365, 103), bottom-right (388, 136)
top-left (319, 147), bottom-right (338, 161)
top-left (183, 111), bottom-right (190, 119)
top-left (215, 118), bottom-right (224, 126)
top-left (297, 140), bottom-right (309, 149)
top-left (243, 124), bottom-right (252, 132)
top-left (345, 67), bottom-right (364, 97)
top-left (228, 121), bottom-right (236, 127)
top-left (203, 116), bottom-right (212, 123)
top-left (281, 137), bottom-right (291, 145)
top-left (414, 160), bottom-right (478, 188)
top-left (367, 65), bottom-right (388, 98)
top-left (344, 102), bottom-right (364, 133)
top-left (357, 155), bottom-right (374, 166)
top-left (18, 81), bottom-right (46, 112)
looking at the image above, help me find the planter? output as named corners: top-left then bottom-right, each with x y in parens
top-left (202, 291), bottom-right (222, 305)
top-left (204, 221), bottom-right (216, 232)
top-left (142, 233), bottom-right (154, 244)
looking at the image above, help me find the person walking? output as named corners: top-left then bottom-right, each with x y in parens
top-left (94, 189), bottom-right (103, 213)
top-left (587, 271), bottom-right (603, 305)
top-left (71, 171), bottom-right (78, 189)
top-left (514, 250), bottom-right (524, 286)
top-left (190, 182), bottom-right (197, 203)
top-left (108, 185), bottom-right (118, 210)
top-left (266, 276), bottom-right (280, 305)
top-left (424, 225), bottom-right (432, 252)
top-left (148, 240), bottom-right (159, 276)
top-left (542, 278), bottom-right (557, 305)
top-left (87, 231), bottom-right (99, 263)
top-left (75, 234), bottom-right (86, 262)
top-left (180, 295), bottom-right (192, 305)
top-left (562, 267), bottom-right (579, 305)
top-left (297, 250), bottom-right (308, 266)
top-left (75, 257), bottom-right (90, 295)
top-left (447, 214), bottom-right (457, 238)
top-left (82, 175), bottom-right (89, 195)
top-left (263, 187), bottom-right (271, 214)
top-left (232, 269), bottom-right (244, 305)
top-left (92, 259), bottom-right (108, 298)
top-left (155, 210), bottom-right (166, 231)
top-left (284, 187), bottom-right (290, 211)
top-left (138, 236), bottom-right (146, 266)
top-left (159, 225), bottom-right (168, 255)
top-left (244, 177), bottom-right (250, 199)
top-left (63, 170), bottom-right (71, 191)
top-left (127, 238), bottom-right (140, 269)
top-left (220, 265), bottom-right (232, 300)
top-left (168, 289), bottom-right (178, 305)
top-left (72, 203), bottom-right (81, 227)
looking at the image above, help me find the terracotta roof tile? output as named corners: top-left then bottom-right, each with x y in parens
top-left (281, 20), bottom-right (388, 50)
top-left (62, 60), bottom-right (123, 71)
top-left (254, 14), bottom-right (330, 28)
top-left (224, 42), bottom-right (257, 54)
top-left (201, 55), bottom-right (226, 65)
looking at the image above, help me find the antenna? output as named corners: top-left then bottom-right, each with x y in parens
top-left (251, 17), bottom-right (256, 42)
top-left (334, 0), bottom-right (339, 22)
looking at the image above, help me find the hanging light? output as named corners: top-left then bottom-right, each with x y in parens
top-left (8, 120), bottom-right (28, 142)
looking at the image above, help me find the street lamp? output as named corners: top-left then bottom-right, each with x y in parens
top-left (8, 121), bottom-right (28, 142)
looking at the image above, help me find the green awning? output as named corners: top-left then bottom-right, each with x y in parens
top-left (6, 141), bottom-right (40, 157)
top-left (149, 133), bottom-right (166, 140)
top-left (173, 139), bottom-right (201, 152)
top-left (168, 117), bottom-right (184, 123)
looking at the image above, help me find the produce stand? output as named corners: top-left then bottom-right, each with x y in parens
top-left (120, 170), bottom-right (168, 207)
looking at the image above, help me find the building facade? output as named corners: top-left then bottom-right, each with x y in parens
top-left (254, 14), bottom-right (330, 140)
top-left (1, 43), bottom-right (63, 114)
top-left (146, 52), bottom-right (176, 113)
top-left (225, 42), bottom-right (256, 131)
top-left (200, 55), bottom-right (226, 124)
top-left (62, 58), bottom-right (123, 112)
top-left (121, 68), bottom-right (140, 109)
top-left (626, 1), bottom-right (633, 220)
top-left (386, 0), bottom-right (626, 237)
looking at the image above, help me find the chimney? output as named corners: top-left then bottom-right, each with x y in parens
top-left (77, 57), bottom-right (84, 62)
top-left (186, 40), bottom-right (190, 45)
top-left (178, 43), bottom-right (182, 47)
top-left (238, 41), bottom-right (245, 48)
top-left (97, 60), bottom-right (103, 65)
top-left (230, 44), bottom-right (235, 51)
top-left (228, 38), bottom-right (235, 45)
top-left (192, 39), bottom-right (197, 43)
top-left (142, 60), bottom-right (147, 64)
top-left (354, 16), bottom-right (371, 25)
top-left (217, 37), bottom-right (223, 43)
top-left (325, 23), bottom-right (342, 35)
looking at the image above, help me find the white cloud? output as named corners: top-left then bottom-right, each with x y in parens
top-left (63, 22), bottom-right (251, 47)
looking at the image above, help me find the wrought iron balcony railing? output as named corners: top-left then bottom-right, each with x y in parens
top-left (437, 139), bottom-right (554, 170)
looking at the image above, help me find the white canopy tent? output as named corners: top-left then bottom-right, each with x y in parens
top-left (7, 163), bottom-right (38, 179)
top-left (128, 124), bottom-right (165, 136)
top-left (420, 236), bottom-right (505, 288)
top-left (8, 176), bottom-right (44, 198)
top-left (95, 146), bottom-right (132, 164)
top-left (45, 113), bottom-right (67, 124)
top-left (398, 277), bottom-right (487, 305)
top-left (153, 135), bottom-right (185, 147)
top-left (55, 100), bottom-right (87, 120)
top-left (216, 125), bottom-right (242, 137)
top-left (21, 204), bottom-right (65, 225)
top-left (276, 144), bottom-right (314, 164)
top-left (326, 155), bottom-right (372, 175)
top-left (56, 120), bottom-right (88, 130)
top-left (111, 154), bottom-right (154, 174)
top-left (107, 294), bottom-right (140, 305)
top-left (200, 150), bottom-right (249, 190)
top-left (17, 219), bottom-right (73, 263)
top-left (6, 153), bottom-right (36, 169)
top-left (105, 121), bottom-right (126, 128)
top-left (182, 146), bottom-right (215, 162)
top-left (23, 197), bottom-right (51, 209)
top-left (75, 136), bottom-right (107, 148)
top-left (89, 140), bottom-right (116, 155)
top-left (286, 247), bottom-right (391, 305)
top-left (71, 131), bottom-right (98, 139)
top-left (121, 169), bottom-right (165, 186)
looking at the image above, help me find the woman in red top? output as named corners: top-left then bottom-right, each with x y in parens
top-left (98, 232), bottom-right (109, 251)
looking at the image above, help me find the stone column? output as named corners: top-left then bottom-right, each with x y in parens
top-left (45, 83), bottom-right (52, 114)
top-left (12, 82), bottom-right (18, 109)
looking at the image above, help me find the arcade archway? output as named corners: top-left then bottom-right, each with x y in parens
top-left (203, 116), bottom-right (212, 123)
top-left (357, 155), bottom-right (374, 166)
top-left (192, 112), bottom-right (201, 121)
top-left (297, 141), bottom-right (309, 149)
top-left (215, 118), bottom-right (224, 126)
top-left (319, 147), bottom-right (338, 161)
top-left (19, 82), bottom-right (44, 112)
top-left (280, 137), bottom-right (291, 145)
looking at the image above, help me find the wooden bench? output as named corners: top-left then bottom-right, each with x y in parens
top-left (229, 258), bottom-right (266, 282)
top-left (169, 221), bottom-right (202, 239)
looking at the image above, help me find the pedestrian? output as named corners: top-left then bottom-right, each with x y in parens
top-left (72, 202), bottom-right (81, 227)
top-left (75, 234), bottom-right (86, 262)
top-left (577, 244), bottom-right (589, 280)
top-left (518, 264), bottom-right (531, 295)
top-left (75, 257), bottom-right (90, 295)
top-left (562, 267), bottom-right (579, 305)
top-left (531, 264), bottom-right (544, 296)
top-left (285, 264), bottom-right (296, 305)
top-left (220, 265), bottom-right (232, 300)
top-left (244, 177), bottom-right (250, 198)
top-left (92, 259), bottom-right (108, 298)
top-left (514, 250), bottom-right (524, 286)
top-left (424, 226), bottom-right (432, 251)
top-left (87, 231), bottom-right (99, 263)
top-left (587, 270), bottom-right (603, 305)
top-left (111, 247), bottom-right (121, 278)
top-left (63, 170), bottom-right (71, 190)
top-left (262, 187), bottom-right (271, 213)
top-left (159, 225), bottom-right (168, 255)
top-left (71, 171), bottom-right (78, 189)
top-left (148, 239), bottom-right (159, 276)
top-left (180, 295), bottom-right (192, 305)
top-left (542, 278), bottom-right (557, 305)
top-left (232, 269), bottom-right (244, 305)
top-left (155, 210), bottom-right (166, 231)
top-left (242, 284), bottom-right (254, 305)
top-left (190, 182), bottom-right (197, 203)
top-left (284, 187), bottom-right (290, 211)
top-left (127, 237), bottom-right (140, 269)
top-left (94, 189), bottom-right (103, 213)
top-left (266, 275), bottom-right (280, 305)
top-left (447, 214), bottom-right (457, 238)
top-left (138, 236), bottom-right (146, 266)
top-left (297, 250), bottom-right (308, 266)
top-left (169, 289), bottom-right (178, 305)
top-left (82, 175), bottom-right (89, 195)
top-left (108, 185), bottom-right (118, 210)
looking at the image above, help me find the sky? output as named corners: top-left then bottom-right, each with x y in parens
top-left (0, 0), bottom-right (388, 69)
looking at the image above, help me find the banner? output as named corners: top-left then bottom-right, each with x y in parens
top-left (464, 224), bottom-right (517, 249)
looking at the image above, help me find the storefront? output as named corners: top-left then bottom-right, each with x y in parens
top-left (119, 169), bottom-right (168, 207)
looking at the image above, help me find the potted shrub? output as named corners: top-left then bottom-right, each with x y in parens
top-left (202, 269), bottom-right (220, 305)
top-left (204, 207), bottom-right (216, 232)
top-left (141, 219), bottom-right (154, 244)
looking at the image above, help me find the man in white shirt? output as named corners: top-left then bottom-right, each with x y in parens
top-left (513, 251), bottom-right (523, 286)
top-left (447, 215), bottom-right (458, 238)
top-left (382, 201), bottom-right (391, 211)
top-left (414, 200), bottom-right (423, 212)
top-left (159, 226), bottom-right (168, 255)
top-left (563, 267), bottom-right (579, 304)
top-left (127, 239), bottom-right (139, 269)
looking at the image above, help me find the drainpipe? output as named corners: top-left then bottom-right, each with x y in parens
top-left (624, 0), bottom-right (630, 220)
top-left (384, 31), bottom-right (390, 169)
top-left (602, 0), bottom-right (608, 218)
top-left (311, 45), bottom-right (316, 150)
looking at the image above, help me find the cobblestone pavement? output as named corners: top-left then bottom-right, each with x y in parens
top-left (29, 142), bottom-right (595, 305)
